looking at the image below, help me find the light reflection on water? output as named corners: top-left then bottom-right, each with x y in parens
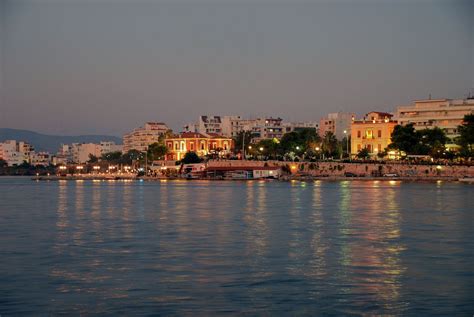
top-left (0, 178), bottom-right (472, 315)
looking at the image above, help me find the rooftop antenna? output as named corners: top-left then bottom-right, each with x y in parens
top-left (429, 93), bottom-right (432, 100)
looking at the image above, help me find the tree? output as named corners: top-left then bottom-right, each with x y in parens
top-left (255, 138), bottom-right (280, 159)
top-left (181, 151), bottom-right (202, 164)
top-left (88, 154), bottom-right (99, 163)
top-left (418, 127), bottom-right (448, 157)
top-left (0, 159), bottom-right (7, 167)
top-left (457, 114), bottom-right (474, 157)
top-left (279, 128), bottom-right (321, 157)
top-left (356, 148), bottom-right (370, 159)
top-left (388, 124), bottom-right (419, 154)
top-left (233, 131), bottom-right (253, 153)
top-left (101, 151), bottom-right (122, 163)
top-left (147, 142), bottom-right (168, 161)
top-left (321, 131), bottom-right (339, 158)
top-left (121, 149), bottom-right (142, 164)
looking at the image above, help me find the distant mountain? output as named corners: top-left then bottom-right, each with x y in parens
top-left (0, 128), bottom-right (122, 153)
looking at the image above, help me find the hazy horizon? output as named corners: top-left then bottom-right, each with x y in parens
top-left (0, 0), bottom-right (473, 136)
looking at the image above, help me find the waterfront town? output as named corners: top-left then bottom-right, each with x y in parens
top-left (1, 97), bottom-right (474, 180)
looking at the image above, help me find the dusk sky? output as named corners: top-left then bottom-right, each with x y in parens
top-left (0, 0), bottom-right (472, 136)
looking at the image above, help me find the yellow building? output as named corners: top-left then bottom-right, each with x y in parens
top-left (351, 112), bottom-right (397, 156)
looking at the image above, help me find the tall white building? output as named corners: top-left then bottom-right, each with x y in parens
top-left (0, 140), bottom-right (34, 166)
top-left (397, 98), bottom-right (474, 143)
top-left (283, 121), bottom-right (319, 134)
top-left (123, 122), bottom-right (169, 153)
top-left (319, 112), bottom-right (355, 140)
top-left (58, 141), bottom-right (122, 164)
top-left (197, 116), bottom-right (223, 135)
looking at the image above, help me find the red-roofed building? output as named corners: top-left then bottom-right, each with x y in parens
top-left (165, 133), bottom-right (234, 161)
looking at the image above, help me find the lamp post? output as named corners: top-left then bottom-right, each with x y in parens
top-left (344, 130), bottom-right (349, 160)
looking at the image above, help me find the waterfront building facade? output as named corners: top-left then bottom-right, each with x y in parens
top-left (396, 98), bottom-right (474, 147)
top-left (319, 112), bottom-right (355, 140)
top-left (0, 140), bottom-right (34, 166)
top-left (351, 112), bottom-right (397, 156)
top-left (165, 132), bottom-right (233, 161)
top-left (249, 117), bottom-right (284, 141)
top-left (58, 141), bottom-right (122, 164)
top-left (197, 116), bottom-right (223, 135)
top-left (283, 121), bottom-right (319, 134)
top-left (123, 122), bottom-right (169, 153)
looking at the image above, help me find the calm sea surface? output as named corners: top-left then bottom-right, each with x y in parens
top-left (0, 177), bottom-right (472, 316)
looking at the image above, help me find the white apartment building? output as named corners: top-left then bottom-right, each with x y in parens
top-left (0, 140), bottom-right (34, 166)
top-left (30, 152), bottom-right (53, 167)
top-left (58, 141), bottom-right (122, 164)
top-left (99, 141), bottom-right (123, 155)
top-left (397, 98), bottom-right (474, 143)
top-left (283, 121), bottom-right (319, 134)
top-left (123, 122), bottom-right (169, 153)
top-left (197, 116), bottom-right (223, 135)
top-left (319, 112), bottom-right (355, 140)
top-left (221, 115), bottom-right (243, 138)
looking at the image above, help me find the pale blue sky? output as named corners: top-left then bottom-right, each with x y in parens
top-left (0, 0), bottom-right (472, 135)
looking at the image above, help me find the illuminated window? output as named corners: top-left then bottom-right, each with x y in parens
top-left (366, 130), bottom-right (373, 139)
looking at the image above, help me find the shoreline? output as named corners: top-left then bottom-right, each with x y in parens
top-left (27, 175), bottom-right (473, 183)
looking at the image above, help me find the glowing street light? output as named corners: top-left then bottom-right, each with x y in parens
top-left (259, 147), bottom-right (264, 151)
top-left (343, 130), bottom-right (350, 161)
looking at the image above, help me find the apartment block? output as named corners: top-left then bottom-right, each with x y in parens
top-left (0, 140), bottom-right (34, 166)
top-left (123, 122), bottom-right (169, 153)
top-left (397, 98), bottom-right (474, 142)
top-left (319, 112), bottom-right (355, 140)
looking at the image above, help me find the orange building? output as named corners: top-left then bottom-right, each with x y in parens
top-left (165, 132), bottom-right (234, 161)
top-left (351, 112), bottom-right (398, 156)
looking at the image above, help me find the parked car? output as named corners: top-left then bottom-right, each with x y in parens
top-left (383, 173), bottom-right (400, 177)
top-left (344, 172), bottom-right (357, 177)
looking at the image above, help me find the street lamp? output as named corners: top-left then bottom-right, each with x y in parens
top-left (344, 130), bottom-right (350, 160)
top-left (259, 147), bottom-right (264, 152)
top-left (315, 147), bottom-right (321, 160)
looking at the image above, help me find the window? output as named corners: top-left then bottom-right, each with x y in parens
top-left (378, 144), bottom-right (382, 152)
top-left (174, 142), bottom-right (178, 150)
top-left (367, 144), bottom-right (372, 153)
top-left (201, 142), bottom-right (205, 150)
top-left (190, 143), bottom-right (194, 151)
top-left (357, 131), bottom-right (361, 138)
top-left (378, 130), bottom-right (382, 138)
top-left (366, 130), bottom-right (373, 139)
